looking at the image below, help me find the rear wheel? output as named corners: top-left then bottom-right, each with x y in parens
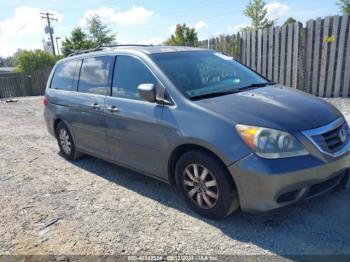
top-left (56, 122), bottom-right (82, 160)
top-left (175, 150), bottom-right (239, 219)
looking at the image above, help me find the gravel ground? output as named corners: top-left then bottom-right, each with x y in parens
top-left (0, 96), bottom-right (350, 257)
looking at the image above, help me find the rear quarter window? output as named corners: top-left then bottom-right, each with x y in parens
top-left (50, 60), bottom-right (79, 91)
top-left (78, 56), bottom-right (114, 95)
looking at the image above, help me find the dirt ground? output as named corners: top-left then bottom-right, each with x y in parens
top-left (0, 96), bottom-right (350, 257)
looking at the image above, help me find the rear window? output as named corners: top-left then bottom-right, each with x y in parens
top-left (78, 56), bottom-right (114, 95)
top-left (50, 60), bottom-right (79, 91)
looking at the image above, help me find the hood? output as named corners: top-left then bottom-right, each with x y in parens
top-left (194, 85), bottom-right (342, 132)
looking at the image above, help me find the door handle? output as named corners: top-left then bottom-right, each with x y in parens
top-left (107, 106), bottom-right (120, 113)
top-left (91, 103), bottom-right (101, 109)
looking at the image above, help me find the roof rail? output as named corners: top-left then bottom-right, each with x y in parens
top-left (67, 44), bottom-right (153, 57)
top-left (67, 47), bottom-right (102, 57)
top-left (98, 44), bottom-right (153, 48)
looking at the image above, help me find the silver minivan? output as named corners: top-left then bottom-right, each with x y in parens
top-left (44, 45), bottom-right (349, 219)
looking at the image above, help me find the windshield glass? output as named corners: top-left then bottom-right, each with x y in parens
top-left (151, 51), bottom-right (269, 99)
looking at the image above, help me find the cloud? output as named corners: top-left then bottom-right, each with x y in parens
top-left (194, 20), bottom-right (207, 31)
top-left (265, 2), bottom-right (291, 20)
top-left (79, 6), bottom-right (155, 27)
top-left (0, 6), bottom-right (63, 57)
top-left (227, 23), bottom-right (249, 34)
top-left (169, 25), bottom-right (177, 34)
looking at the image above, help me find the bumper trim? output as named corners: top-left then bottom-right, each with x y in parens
top-left (228, 151), bottom-right (350, 213)
top-left (276, 170), bottom-right (345, 204)
top-left (305, 171), bottom-right (344, 199)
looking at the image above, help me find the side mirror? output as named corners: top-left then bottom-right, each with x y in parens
top-left (138, 83), bottom-right (156, 103)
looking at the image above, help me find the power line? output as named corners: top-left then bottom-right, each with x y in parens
top-left (40, 12), bottom-right (57, 56)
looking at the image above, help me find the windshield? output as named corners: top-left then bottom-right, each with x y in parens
top-left (151, 51), bottom-right (269, 99)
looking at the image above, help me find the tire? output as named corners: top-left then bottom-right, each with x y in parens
top-left (56, 122), bottom-right (82, 161)
top-left (175, 149), bottom-right (240, 219)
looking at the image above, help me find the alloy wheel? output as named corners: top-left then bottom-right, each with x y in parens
top-left (59, 128), bottom-right (71, 155)
top-left (182, 164), bottom-right (219, 209)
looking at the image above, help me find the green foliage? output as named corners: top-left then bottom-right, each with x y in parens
top-left (61, 15), bottom-right (116, 57)
top-left (243, 0), bottom-right (275, 30)
top-left (337, 0), bottom-right (350, 14)
top-left (283, 17), bottom-right (297, 26)
top-left (15, 49), bottom-right (57, 73)
top-left (214, 35), bottom-right (240, 59)
top-left (61, 27), bottom-right (95, 57)
top-left (87, 15), bottom-right (116, 46)
top-left (164, 24), bottom-right (198, 46)
top-left (241, 26), bottom-right (255, 32)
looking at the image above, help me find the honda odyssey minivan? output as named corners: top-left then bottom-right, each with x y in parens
top-left (44, 45), bottom-right (349, 219)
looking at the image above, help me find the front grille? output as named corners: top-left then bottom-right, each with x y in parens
top-left (309, 121), bottom-right (349, 154)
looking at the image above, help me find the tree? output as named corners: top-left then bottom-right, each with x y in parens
top-left (337, 0), bottom-right (350, 14)
top-left (61, 27), bottom-right (95, 57)
top-left (164, 24), bottom-right (198, 46)
top-left (87, 15), bottom-right (116, 46)
top-left (243, 0), bottom-right (275, 31)
top-left (283, 17), bottom-right (297, 26)
top-left (61, 15), bottom-right (116, 57)
top-left (15, 50), bottom-right (57, 73)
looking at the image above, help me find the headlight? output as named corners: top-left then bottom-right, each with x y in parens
top-left (236, 124), bottom-right (308, 159)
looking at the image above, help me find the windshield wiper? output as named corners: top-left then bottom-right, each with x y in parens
top-left (189, 82), bottom-right (276, 100)
top-left (190, 90), bottom-right (239, 100)
top-left (238, 82), bottom-right (276, 91)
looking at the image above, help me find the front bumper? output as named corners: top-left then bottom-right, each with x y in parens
top-left (228, 151), bottom-right (350, 213)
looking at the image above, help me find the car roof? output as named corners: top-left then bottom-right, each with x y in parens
top-left (58, 45), bottom-right (211, 63)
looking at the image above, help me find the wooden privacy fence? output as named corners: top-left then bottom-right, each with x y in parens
top-left (198, 14), bottom-right (350, 98)
top-left (240, 22), bottom-right (303, 90)
top-left (198, 34), bottom-right (242, 60)
top-left (0, 69), bottom-right (51, 99)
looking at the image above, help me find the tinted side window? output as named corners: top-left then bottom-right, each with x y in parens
top-left (78, 56), bottom-right (114, 95)
top-left (112, 56), bottom-right (157, 100)
top-left (51, 60), bottom-right (78, 91)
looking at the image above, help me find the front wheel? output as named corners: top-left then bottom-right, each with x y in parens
top-left (175, 150), bottom-right (239, 219)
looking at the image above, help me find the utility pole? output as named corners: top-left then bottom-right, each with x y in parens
top-left (40, 12), bottom-right (57, 56)
top-left (55, 37), bottom-right (61, 56)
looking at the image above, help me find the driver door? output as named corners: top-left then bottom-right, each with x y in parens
top-left (104, 55), bottom-right (165, 176)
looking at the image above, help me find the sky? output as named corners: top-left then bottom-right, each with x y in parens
top-left (0, 0), bottom-right (341, 57)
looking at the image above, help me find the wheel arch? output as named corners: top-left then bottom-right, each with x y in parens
top-left (53, 118), bottom-right (76, 143)
top-left (53, 118), bottom-right (63, 136)
top-left (167, 143), bottom-right (237, 190)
